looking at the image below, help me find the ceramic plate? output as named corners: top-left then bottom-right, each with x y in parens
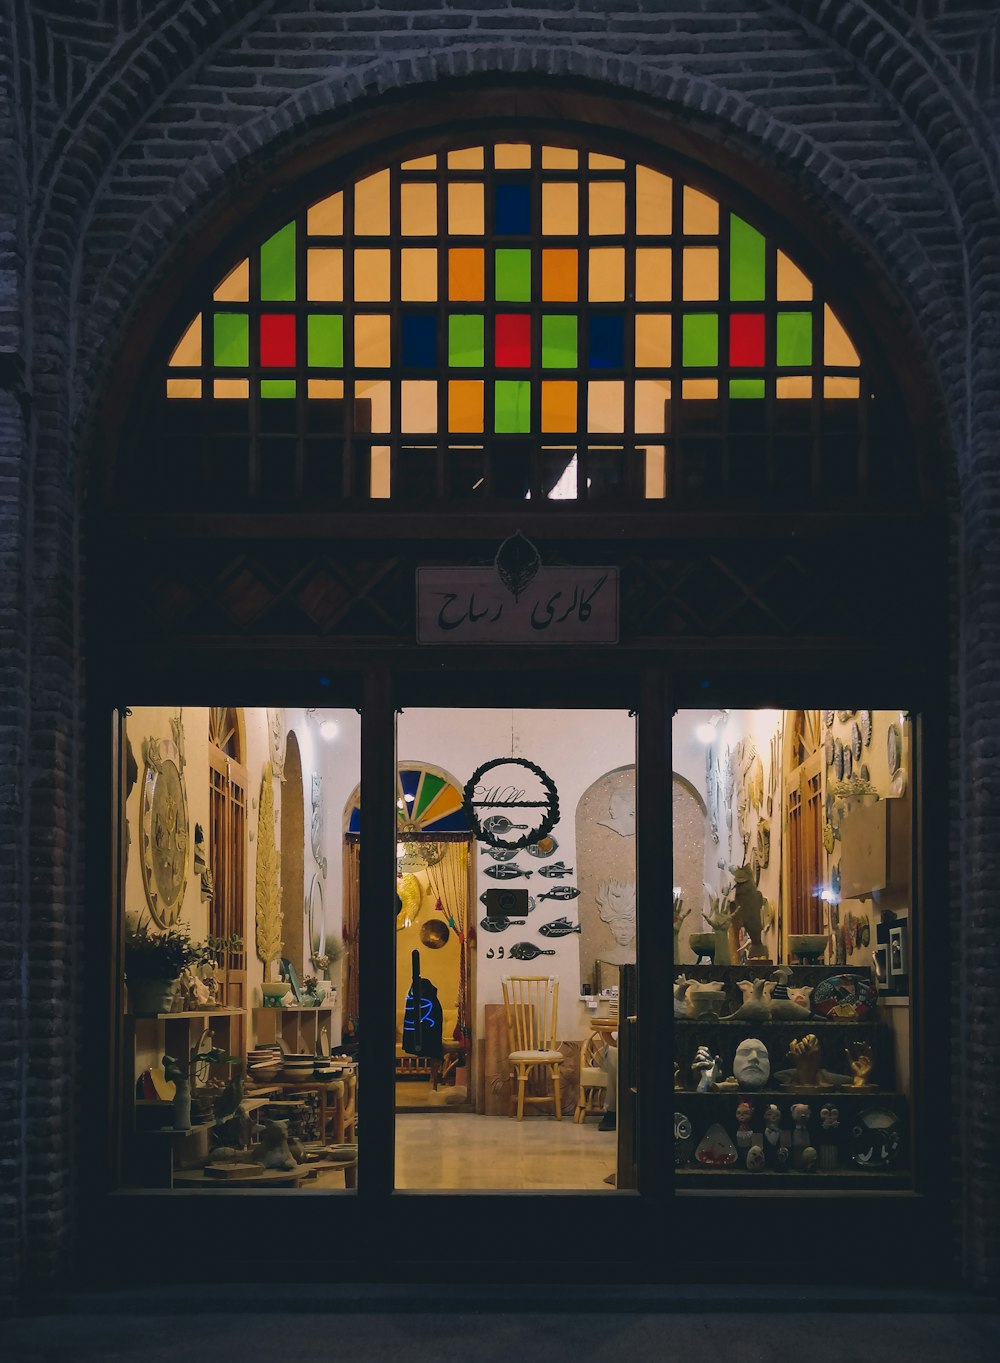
top-left (851, 721), bottom-right (862, 761)
top-left (860, 710), bottom-right (873, 748)
top-left (850, 1107), bottom-right (902, 1169)
top-left (887, 723), bottom-right (902, 775)
top-left (843, 747), bottom-right (853, 779)
top-left (526, 835), bottom-right (558, 858)
top-left (833, 737), bottom-right (844, 779)
top-left (825, 735), bottom-right (834, 767)
top-left (812, 971), bottom-right (877, 1020)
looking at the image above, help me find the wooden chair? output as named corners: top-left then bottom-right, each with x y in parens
top-left (574, 1031), bottom-right (609, 1123)
top-left (501, 976), bottom-right (564, 1121)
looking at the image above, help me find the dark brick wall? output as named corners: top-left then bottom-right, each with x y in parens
top-left (2, 0), bottom-right (1000, 1306)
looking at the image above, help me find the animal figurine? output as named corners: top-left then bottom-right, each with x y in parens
top-left (728, 862), bottom-right (769, 960)
top-left (746, 1144), bottom-right (765, 1171)
top-left (685, 979), bottom-right (726, 1017)
top-left (255, 1118), bottom-right (299, 1171)
top-left (730, 978), bottom-right (774, 1021)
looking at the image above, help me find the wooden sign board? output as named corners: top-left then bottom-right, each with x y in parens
top-left (416, 567), bottom-right (619, 644)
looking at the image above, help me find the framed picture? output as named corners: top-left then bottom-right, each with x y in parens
top-left (888, 924), bottom-right (908, 979)
top-left (873, 945), bottom-right (889, 992)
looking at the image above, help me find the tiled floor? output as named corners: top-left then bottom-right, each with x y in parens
top-left (394, 1110), bottom-right (617, 1190)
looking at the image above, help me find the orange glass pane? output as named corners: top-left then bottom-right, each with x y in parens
top-left (354, 249), bottom-right (391, 301)
top-left (634, 380), bottom-right (671, 432)
top-left (448, 147), bottom-right (484, 169)
top-left (589, 182), bottom-right (625, 235)
top-left (588, 248), bottom-right (625, 302)
top-left (354, 169), bottom-right (390, 235)
top-left (683, 186), bottom-right (719, 235)
top-left (587, 380), bottom-right (625, 433)
top-left (542, 249), bottom-right (578, 302)
top-left (401, 154), bottom-right (436, 170)
top-left (448, 248), bottom-right (485, 301)
top-left (370, 446), bottom-right (391, 498)
top-left (169, 314), bottom-right (201, 367)
top-left (495, 143), bottom-right (531, 168)
top-left (824, 305), bottom-right (860, 366)
top-left (213, 379), bottom-right (249, 399)
top-left (354, 315), bottom-right (391, 368)
top-left (635, 167), bottom-right (672, 235)
top-left (307, 249), bottom-right (343, 302)
top-left (682, 248), bottom-right (719, 301)
top-left (824, 376), bottom-right (861, 398)
top-left (355, 380), bottom-right (390, 433)
top-left (448, 183), bottom-right (484, 235)
top-left (644, 446), bottom-right (667, 499)
top-left (402, 381), bottom-right (438, 433)
top-left (401, 249), bottom-right (438, 302)
top-left (542, 183), bottom-right (578, 236)
top-left (541, 381), bottom-right (577, 433)
top-left (682, 379), bottom-right (718, 399)
top-left (449, 380), bottom-right (484, 433)
top-left (307, 191), bottom-right (343, 236)
top-left (635, 314), bottom-right (671, 367)
top-left (401, 182), bottom-right (437, 236)
top-left (777, 250), bottom-right (813, 301)
top-left (307, 379), bottom-right (345, 399)
top-left (776, 376), bottom-right (812, 398)
top-left (589, 153), bottom-right (625, 169)
top-left (542, 147), bottom-right (578, 169)
top-left (635, 248), bottom-right (672, 301)
top-left (214, 260), bottom-right (249, 302)
top-left (166, 378), bottom-right (201, 398)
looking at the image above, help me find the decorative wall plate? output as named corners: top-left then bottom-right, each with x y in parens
top-left (843, 747), bottom-right (853, 779)
top-left (890, 768), bottom-right (907, 797)
top-left (812, 971), bottom-right (877, 1020)
top-left (850, 722), bottom-right (862, 761)
top-left (307, 873), bottom-right (326, 958)
top-left (850, 1106), bottom-right (902, 1169)
top-left (526, 835), bottom-right (558, 858)
top-left (825, 736), bottom-right (834, 767)
top-left (833, 738), bottom-right (844, 779)
top-left (859, 764), bottom-right (870, 783)
top-left (482, 844), bottom-right (518, 862)
top-left (139, 718), bottom-right (189, 928)
top-left (860, 711), bottom-right (873, 748)
top-left (887, 723), bottom-right (902, 775)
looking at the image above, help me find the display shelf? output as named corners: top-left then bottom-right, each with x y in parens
top-left (252, 1003), bottom-right (336, 1055)
top-left (152, 1007), bottom-right (246, 1019)
top-left (674, 1018), bottom-right (879, 1027)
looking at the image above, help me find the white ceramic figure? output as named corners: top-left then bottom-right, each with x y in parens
top-left (731, 1037), bottom-right (771, 1090)
top-left (730, 978), bottom-right (774, 1021)
top-left (256, 1119), bottom-right (299, 1171)
top-left (692, 1045), bottom-right (723, 1093)
top-left (597, 784), bottom-right (636, 837)
top-left (673, 975), bottom-right (693, 1018)
top-left (685, 980), bottom-right (726, 1017)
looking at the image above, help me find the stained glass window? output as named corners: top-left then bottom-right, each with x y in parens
top-left (163, 141), bottom-right (871, 503)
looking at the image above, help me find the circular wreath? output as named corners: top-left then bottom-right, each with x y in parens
top-left (462, 757), bottom-right (560, 850)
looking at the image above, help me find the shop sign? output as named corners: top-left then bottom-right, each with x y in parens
top-left (416, 566), bottom-right (619, 643)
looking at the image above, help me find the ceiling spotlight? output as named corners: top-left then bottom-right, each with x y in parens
top-left (695, 709), bottom-right (729, 744)
top-left (319, 719), bottom-right (339, 740)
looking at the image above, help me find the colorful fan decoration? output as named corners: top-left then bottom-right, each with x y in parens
top-left (346, 764), bottom-right (470, 836)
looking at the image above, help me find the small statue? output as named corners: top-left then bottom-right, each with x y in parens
top-left (177, 963), bottom-right (211, 1011)
top-left (685, 980), bottom-right (726, 1017)
top-left (790, 1101), bottom-right (812, 1159)
top-left (673, 975), bottom-right (693, 1018)
top-left (763, 1102), bottom-right (784, 1168)
top-left (847, 1040), bottom-right (877, 1090)
top-left (730, 978), bottom-right (774, 1022)
top-left (735, 1100), bottom-right (754, 1150)
top-left (746, 1144), bottom-right (765, 1172)
top-left (730, 1037), bottom-right (771, 1090)
top-left (786, 1034), bottom-right (827, 1088)
top-left (672, 888), bottom-right (690, 964)
top-left (255, 1118), bottom-right (299, 1171)
top-left (691, 1045), bottom-right (723, 1093)
top-left (819, 1103), bottom-right (841, 1170)
top-left (728, 863), bottom-right (770, 962)
top-left (766, 968), bottom-right (813, 1020)
top-left (703, 880), bottom-right (736, 966)
top-left (801, 1145), bottom-right (818, 1173)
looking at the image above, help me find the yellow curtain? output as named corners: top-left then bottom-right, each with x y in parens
top-left (425, 841), bottom-right (472, 1041)
top-left (342, 840), bottom-right (360, 1039)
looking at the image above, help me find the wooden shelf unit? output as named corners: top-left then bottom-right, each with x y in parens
top-left (252, 1003), bottom-right (336, 1054)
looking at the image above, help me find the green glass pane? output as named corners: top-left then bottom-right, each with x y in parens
top-left (729, 215), bottom-right (766, 301)
top-left (213, 313), bottom-right (249, 367)
top-left (542, 316), bottom-right (577, 368)
top-left (260, 222), bottom-right (296, 301)
top-left (495, 380), bottom-right (531, 433)
top-left (777, 311), bottom-right (813, 366)
top-left (729, 379), bottom-right (765, 399)
top-left (449, 315), bottom-right (484, 366)
top-left (308, 314), bottom-right (343, 367)
top-left (495, 249), bottom-right (531, 302)
top-left (414, 771), bottom-right (447, 820)
top-left (260, 380), bottom-right (296, 398)
top-left (682, 313), bottom-right (718, 367)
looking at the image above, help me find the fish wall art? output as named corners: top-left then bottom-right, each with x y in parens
top-left (483, 864), bottom-right (533, 881)
top-left (538, 917), bottom-right (581, 938)
top-left (538, 885), bottom-right (581, 901)
top-left (537, 861), bottom-right (574, 878)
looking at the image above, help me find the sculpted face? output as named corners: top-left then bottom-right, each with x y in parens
top-left (733, 1037), bottom-right (770, 1089)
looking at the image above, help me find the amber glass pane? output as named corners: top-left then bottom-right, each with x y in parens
top-left (634, 379), bottom-right (671, 432)
top-left (169, 315), bottom-right (201, 367)
top-left (214, 260), bottom-right (249, 303)
top-left (307, 379), bottom-right (344, 399)
top-left (370, 445), bottom-right (391, 497)
top-left (682, 378), bottom-right (718, 399)
top-left (354, 170), bottom-right (390, 236)
top-left (683, 248), bottom-right (719, 301)
top-left (401, 154), bottom-right (436, 171)
top-left (588, 248), bottom-right (625, 302)
top-left (542, 249), bottom-right (578, 302)
top-left (776, 376), bottom-right (812, 398)
top-left (635, 166), bottom-right (672, 235)
top-left (777, 251), bottom-right (813, 301)
top-left (355, 315), bottom-right (391, 368)
top-left (635, 314), bottom-right (671, 368)
top-left (589, 153), bottom-right (624, 169)
top-left (355, 380), bottom-right (390, 432)
top-left (401, 183), bottom-right (437, 236)
top-left (825, 376), bottom-right (861, 398)
top-left (683, 186), bottom-right (719, 235)
top-left (448, 184), bottom-right (485, 235)
top-left (449, 380), bottom-right (484, 433)
top-left (542, 183), bottom-right (578, 236)
top-left (587, 380), bottom-right (625, 433)
top-left (589, 182), bottom-right (625, 235)
top-left (541, 380), bottom-right (577, 433)
top-left (448, 248), bottom-right (485, 302)
top-left (542, 146), bottom-right (578, 169)
top-left (402, 381), bottom-right (439, 433)
top-left (307, 191), bottom-right (344, 235)
top-left (354, 250), bottom-right (391, 301)
top-left (401, 249), bottom-right (438, 302)
top-left (214, 379), bottom-right (249, 399)
top-left (495, 143), bottom-right (532, 168)
top-left (307, 249), bottom-right (343, 302)
top-left (448, 147), bottom-right (484, 169)
top-left (644, 446), bottom-right (667, 498)
top-left (635, 249), bottom-right (672, 302)
top-left (824, 305), bottom-right (860, 366)
top-left (167, 378), bottom-right (201, 398)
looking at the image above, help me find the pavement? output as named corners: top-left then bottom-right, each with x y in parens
top-left (5, 1285), bottom-right (1000, 1363)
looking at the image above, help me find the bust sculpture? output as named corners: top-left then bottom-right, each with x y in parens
top-left (731, 1036), bottom-right (771, 1090)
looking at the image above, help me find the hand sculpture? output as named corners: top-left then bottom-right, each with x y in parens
top-left (787, 1033), bottom-right (826, 1088)
top-left (847, 1041), bottom-right (876, 1090)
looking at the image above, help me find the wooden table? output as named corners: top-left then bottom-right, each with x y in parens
top-left (249, 1067), bottom-right (356, 1143)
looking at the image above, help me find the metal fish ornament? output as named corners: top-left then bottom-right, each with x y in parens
top-left (482, 845), bottom-right (518, 862)
top-left (480, 893), bottom-right (536, 912)
top-left (483, 815), bottom-right (528, 837)
top-left (508, 942), bottom-right (556, 961)
top-left (538, 885), bottom-right (581, 901)
top-left (483, 863), bottom-right (532, 880)
top-left (538, 860), bottom-right (574, 879)
top-left (480, 917), bottom-right (526, 933)
top-left (538, 917), bottom-right (581, 938)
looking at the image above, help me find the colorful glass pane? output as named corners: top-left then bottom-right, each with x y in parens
top-left (495, 182), bottom-right (531, 235)
top-left (541, 380), bottom-right (576, 432)
top-left (495, 380), bottom-right (531, 433)
top-left (730, 215), bottom-right (766, 301)
top-left (495, 249), bottom-right (531, 302)
top-left (448, 380), bottom-right (484, 433)
top-left (542, 249), bottom-right (577, 302)
top-left (542, 316), bottom-right (577, 368)
top-left (588, 315), bottom-right (624, 369)
top-left (402, 315), bottom-right (438, 368)
top-left (495, 314), bottom-right (531, 368)
top-left (260, 314), bottom-right (296, 367)
top-left (683, 314), bottom-right (718, 366)
top-left (214, 313), bottom-right (248, 367)
top-left (729, 313), bottom-right (765, 367)
top-left (777, 312), bottom-right (813, 366)
top-left (449, 249), bottom-right (485, 301)
top-left (307, 315), bottom-right (343, 367)
top-left (260, 223), bottom-right (296, 301)
top-left (449, 315), bottom-right (484, 367)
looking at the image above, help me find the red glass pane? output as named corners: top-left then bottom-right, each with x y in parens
top-left (729, 313), bottom-right (765, 367)
top-left (495, 314), bottom-right (531, 368)
top-left (260, 314), bottom-right (296, 367)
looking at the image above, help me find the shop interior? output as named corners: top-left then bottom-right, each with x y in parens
top-left (120, 704), bottom-right (912, 1192)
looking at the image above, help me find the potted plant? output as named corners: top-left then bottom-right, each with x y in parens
top-left (124, 914), bottom-right (194, 1015)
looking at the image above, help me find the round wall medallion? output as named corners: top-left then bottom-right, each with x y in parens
top-left (139, 726), bottom-right (190, 928)
top-left (463, 757), bottom-right (559, 849)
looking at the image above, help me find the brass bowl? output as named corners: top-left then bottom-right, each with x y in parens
top-left (420, 919), bottom-right (450, 949)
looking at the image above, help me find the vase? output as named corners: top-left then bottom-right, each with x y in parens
top-left (128, 977), bottom-right (177, 1015)
top-left (172, 1076), bottom-right (192, 1131)
top-left (261, 981), bottom-right (287, 1008)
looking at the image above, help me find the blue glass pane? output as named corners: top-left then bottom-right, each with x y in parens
top-left (399, 769), bottom-right (423, 805)
top-left (588, 315), bottom-right (624, 368)
top-left (495, 182), bottom-right (531, 236)
top-left (348, 808), bottom-right (361, 834)
top-left (426, 810), bottom-right (472, 832)
top-left (401, 315), bottom-right (437, 367)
